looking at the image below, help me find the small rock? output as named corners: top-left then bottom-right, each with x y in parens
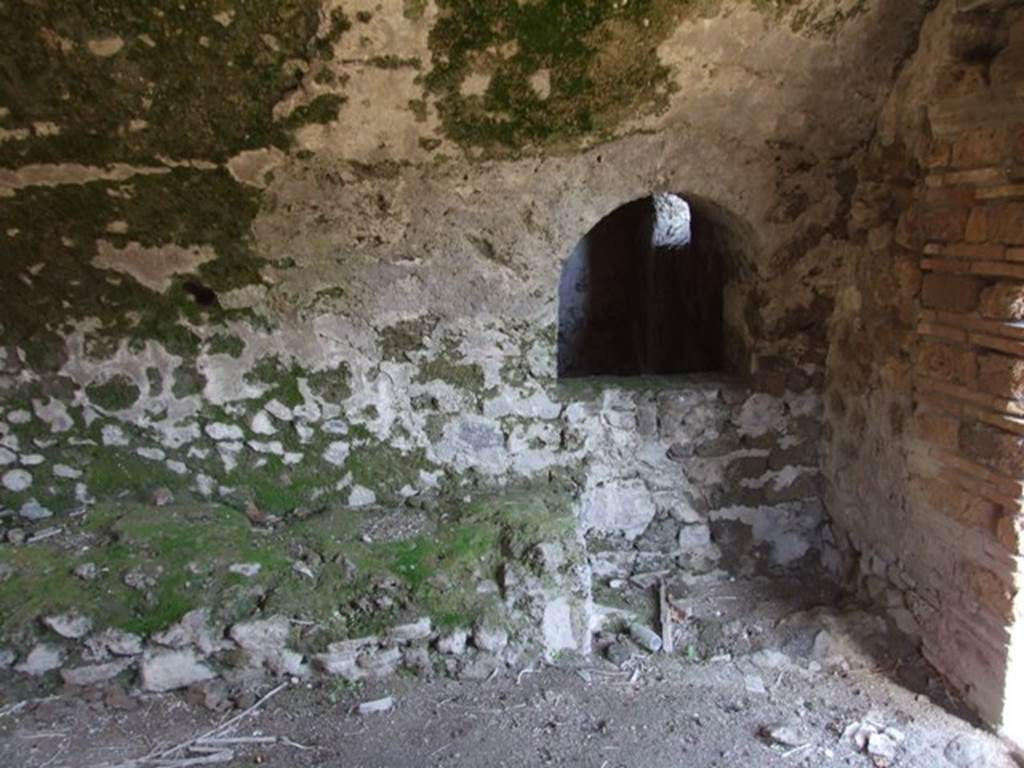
top-left (628, 622), bottom-right (662, 653)
top-left (459, 652), bottom-right (500, 680)
top-left (387, 617), bottom-right (432, 644)
top-left (0, 562), bottom-right (13, 581)
top-left (845, 721), bottom-right (878, 751)
top-left (867, 731), bottom-right (899, 764)
top-left (87, 36), bottom-right (124, 57)
top-left (104, 684), bottom-right (136, 711)
top-left (52, 464), bottom-right (81, 479)
top-left (2, 468), bottom-right (32, 492)
top-left (148, 486), bottom-right (174, 507)
top-left (264, 399), bottom-right (293, 421)
top-left (43, 611), bottom-right (93, 639)
top-left (15, 643), bottom-right (64, 675)
top-left (61, 659), bottom-right (132, 687)
top-left (401, 645), bottom-right (433, 677)
top-left (185, 680), bottom-right (232, 713)
top-left (140, 650), bottom-right (215, 692)
top-left (229, 616), bottom-right (292, 665)
top-left (315, 651), bottom-right (364, 681)
top-left (95, 628), bottom-right (144, 657)
top-left (152, 608), bottom-right (221, 655)
top-left (292, 561), bottom-right (316, 579)
top-left (357, 696), bottom-right (393, 715)
top-left (19, 499), bottom-right (52, 520)
top-left (228, 562), bottom-right (262, 577)
top-left (357, 647), bottom-right (401, 678)
top-left (475, 579), bottom-right (500, 595)
top-left (73, 562), bottom-right (98, 580)
top-left (0, 648), bottom-right (16, 668)
top-left (744, 674), bottom-right (767, 695)
top-left (437, 629), bottom-right (468, 656)
top-left (250, 410), bottom-right (276, 436)
top-left (313, 636), bottom-right (379, 680)
top-left (472, 621), bottom-right (508, 653)
top-left (943, 734), bottom-right (1015, 768)
top-left (243, 501), bottom-right (267, 526)
top-left (123, 568), bottom-right (152, 590)
top-left (348, 485), bottom-right (376, 507)
top-left (6, 528), bottom-right (25, 545)
top-left (205, 422), bottom-right (244, 441)
top-left (760, 722), bottom-right (808, 748)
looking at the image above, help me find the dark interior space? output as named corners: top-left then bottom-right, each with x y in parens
top-left (557, 194), bottom-right (723, 378)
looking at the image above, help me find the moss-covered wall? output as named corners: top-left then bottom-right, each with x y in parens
top-left (0, 0), bottom-right (931, 523)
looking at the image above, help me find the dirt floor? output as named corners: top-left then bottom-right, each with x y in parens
top-left (1, 577), bottom-right (1020, 768)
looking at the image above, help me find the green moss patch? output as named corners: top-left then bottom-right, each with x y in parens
top-left (344, 441), bottom-right (434, 503)
top-left (0, 481), bottom-right (579, 648)
top-left (83, 450), bottom-right (186, 500)
top-left (0, 0), bottom-right (341, 166)
top-left (415, 358), bottom-right (485, 391)
top-left (86, 374), bottom-right (141, 411)
top-left (0, 168), bottom-right (268, 362)
top-left (379, 315), bottom-right (439, 361)
top-left (425, 0), bottom-right (683, 155)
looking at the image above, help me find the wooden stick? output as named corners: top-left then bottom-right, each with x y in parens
top-left (108, 682), bottom-right (291, 768)
top-left (148, 752), bottom-right (233, 767)
top-left (659, 580), bottom-right (674, 655)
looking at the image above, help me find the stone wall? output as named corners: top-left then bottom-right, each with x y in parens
top-left (570, 380), bottom-right (825, 578)
top-left (0, 0), bottom-right (931, 526)
top-left (823, 0), bottom-right (1024, 744)
top-left (0, 0), bottom-right (943, 704)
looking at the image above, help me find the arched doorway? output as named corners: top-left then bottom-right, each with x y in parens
top-left (557, 193), bottom-right (725, 378)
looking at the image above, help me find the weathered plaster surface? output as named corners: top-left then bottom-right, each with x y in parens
top-left (0, 0), bottom-right (948, 695)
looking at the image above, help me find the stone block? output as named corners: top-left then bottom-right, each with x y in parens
top-left (140, 650), bottom-right (214, 692)
top-left (724, 455), bottom-right (769, 484)
top-left (941, 242), bottom-right (1005, 260)
top-left (912, 408), bottom-right (960, 450)
top-left (960, 421), bottom-right (1024, 477)
top-left (894, 208), bottom-right (919, 249)
top-left (579, 479), bottom-right (657, 540)
top-left (988, 202), bottom-right (1024, 244)
top-left (921, 207), bottom-right (969, 242)
top-left (995, 513), bottom-right (1019, 552)
top-left (920, 273), bottom-right (982, 313)
top-left (925, 185), bottom-right (976, 207)
top-left (979, 282), bottom-right (1024, 319)
top-left (977, 352), bottom-right (1024, 399)
top-left (767, 441), bottom-right (818, 470)
top-left (914, 339), bottom-right (976, 386)
top-left (915, 477), bottom-right (998, 532)
top-left (951, 127), bottom-right (1014, 167)
top-left (926, 137), bottom-right (951, 168)
top-left (966, 564), bottom-right (1013, 618)
top-left (965, 206), bottom-right (988, 242)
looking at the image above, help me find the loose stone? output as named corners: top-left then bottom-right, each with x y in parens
top-left (43, 611), bottom-right (93, 639)
top-left (357, 696), bottom-right (394, 715)
top-left (2, 468), bottom-right (32, 492)
top-left (472, 621), bottom-right (508, 653)
top-left (15, 644), bottom-right (64, 675)
top-left (140, 650), bottom-right (215, 692)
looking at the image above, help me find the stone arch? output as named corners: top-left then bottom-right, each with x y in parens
top-left (556, 192), bottom-right (756, 378)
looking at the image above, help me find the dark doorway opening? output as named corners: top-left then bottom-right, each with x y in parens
top-left (557, 194), bottom-right (723, 378)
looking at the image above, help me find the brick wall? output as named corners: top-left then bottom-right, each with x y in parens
top-left (903, 86), bottom-right (1024, 742)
